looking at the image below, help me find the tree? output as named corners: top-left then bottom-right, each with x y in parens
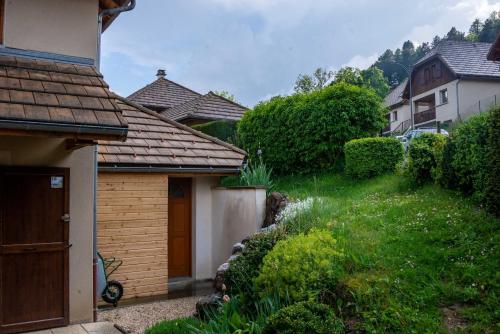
top-left (214, 90), bottom-right (238, 103)
top-left (330, 66), bottom-right (389, 98)
top-left (478, 11), bottom-right (500, 42)
top-left (467, 18), bottom-right (482, 41)
top-left (445, 27), bottom-right (466, 41)
top-left (294, 67), bottom-right (334, 93)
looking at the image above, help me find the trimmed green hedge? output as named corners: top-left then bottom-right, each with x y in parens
top-left (407, 133), bottom-right (447, 185)
top-left (238, 83), bottom-right (387, 175)
top-left (344, 137), bottom-right (404, 179)
top-left (485, 106), bottom-right (500, 214)
top-left (192, 120), bottom-right (238, 144)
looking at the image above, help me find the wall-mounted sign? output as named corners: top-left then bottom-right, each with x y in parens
top-left (51, 176), bottom-right (64, 189)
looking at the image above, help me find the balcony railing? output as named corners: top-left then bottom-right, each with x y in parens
top-left (414, 107), bottom-right (436, 125)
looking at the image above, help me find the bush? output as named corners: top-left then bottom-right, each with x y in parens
top-left (145, 317), bottom-right (201, 334)
top-left (344, 137), bottom-right (404, 178)
top-left (406, 133), bottom-right (446, 185)
top-left (192, 120), bottom-right (238, 144)
top-left (255, 229), bottom-right (344, 302)
top-left (485, 106), bottom-right (500, 215)
top-left (238, 83), bottom-right (387, 175)
top-left (263, 301), bottom-right (344, 334)
top-left (240, 157), bottom-right (273, 189)
top-left (225, 229), bottom-right (285, 297)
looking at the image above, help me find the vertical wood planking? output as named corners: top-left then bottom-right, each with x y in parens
top-left (97, 172), bottom-right (169, 300)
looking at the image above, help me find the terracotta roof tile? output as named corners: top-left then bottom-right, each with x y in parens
top-left (98, 98), bottom-right (246, 170)
top-left (0, 55), bottom-right (127, 139)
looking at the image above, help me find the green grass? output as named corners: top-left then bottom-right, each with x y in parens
top-left (275, 173), bottom-right (499, 333)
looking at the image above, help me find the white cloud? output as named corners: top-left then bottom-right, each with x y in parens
top-left (342, 53), bottom-right (379, 70)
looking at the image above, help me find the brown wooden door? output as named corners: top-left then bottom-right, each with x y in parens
top-left (168, 178), bottom-right (192, 278)
top-left (0, 168), bottom-right (69, 334)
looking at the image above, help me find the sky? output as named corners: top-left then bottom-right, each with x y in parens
top-left (101, 0), bottom-right (500, 107)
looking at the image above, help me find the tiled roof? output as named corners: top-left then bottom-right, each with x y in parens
top-left (0, 55), bottom-right (127, 139)
top-left (384, 78), bottom-right (408, 108)
top-left (161, 91), bottom-right (247, 122)
top-left (98, 98), bottom-right (246, 170)
top-left (415, 40), bottom-right (500, 78)
top-left (127, 77), bottom-right (201, 110)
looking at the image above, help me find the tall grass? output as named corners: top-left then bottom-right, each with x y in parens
top-left (240, 157), bottom-right (273, 189)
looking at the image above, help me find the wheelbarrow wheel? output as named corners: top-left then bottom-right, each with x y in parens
top-left (102, 280), bottom-right (123, 307)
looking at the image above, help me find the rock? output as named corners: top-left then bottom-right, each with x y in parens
top-left (196, 293), bottom-right (222, 319)
top-left (231, 242), bottom-right (245, 254)
top-left (263, 192), bottom-right (288, 227)
top-left (214, 262), bottom-right (229, 292)
top-left (261, 224), bottom-right (277, 233)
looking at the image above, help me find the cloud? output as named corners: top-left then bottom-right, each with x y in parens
top-left (342, 53), bottom-right (379, 70)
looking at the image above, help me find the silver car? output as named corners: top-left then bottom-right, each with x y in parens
top-left (397, 128), bottom-right (449, 151)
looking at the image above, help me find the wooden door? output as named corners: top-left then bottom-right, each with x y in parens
top-left (168, 178), bottom-right (192, 278)
top-left (0, 168), bottom-right (69, 334)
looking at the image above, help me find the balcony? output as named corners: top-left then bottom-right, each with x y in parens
top-left (414, 107), bottom-right (436, 125)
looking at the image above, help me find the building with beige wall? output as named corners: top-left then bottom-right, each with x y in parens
top-left (97, 99), bottom-right (265, 300)
top-left (384, 40), bottom-right (500, 134)
top-left (0, 1), bottom-right (133, 332)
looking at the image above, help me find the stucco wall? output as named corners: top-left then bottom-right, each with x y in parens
top-left (0, 136), bottom-right (94, 323)
top-left (458, 80), bottom-right (500, 118)
top-left (210, 187), bottom-right (266, 277)
top-left (3, 0), bottom-right (98, 60)
top-left (389, 103), bottom-right (411, 132)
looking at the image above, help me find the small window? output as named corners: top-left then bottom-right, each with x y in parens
top-left (439, 89), bottom-right (448, 104)
top-left (392, 110), bottom-right (398, 122)
top-left (424, 68), bottom-right (431, 84)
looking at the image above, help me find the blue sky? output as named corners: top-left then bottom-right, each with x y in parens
top-left (101, 0), bottom-right (500, 107)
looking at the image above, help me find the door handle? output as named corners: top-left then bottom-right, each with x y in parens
top-left (61, 214), bottom-right (70, 223)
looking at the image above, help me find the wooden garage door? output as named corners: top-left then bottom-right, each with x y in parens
top-left (0, 168), bottom-right (69, 334)
top-left (168, 178), bottom-right (192, 278)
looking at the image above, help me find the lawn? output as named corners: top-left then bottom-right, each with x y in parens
top-left (274, 173), bottom-right (499, 333)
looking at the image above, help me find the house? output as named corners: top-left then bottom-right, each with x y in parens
top-left (383, 78), bottom-right (411, 135)
top-left (385, 40), bottom-right (500, 133)
top-left (96, 98), bottom-right (265, 300)
top-left (128, 70), bottom-right (247, 126)
top-left (0, 0), bottom-right (132, 332)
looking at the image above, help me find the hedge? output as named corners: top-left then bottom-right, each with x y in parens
top-left (407, 133), bottom-right (446, 185)
top-left (344, 137), bottom-right (404, 179)
top-left (238, 83), bottom-right (387, 175)
top-left (192, 120), bottom-right (238, 144)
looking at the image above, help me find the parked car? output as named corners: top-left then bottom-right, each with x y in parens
top-left (397, 128), bottom-right (449, 151)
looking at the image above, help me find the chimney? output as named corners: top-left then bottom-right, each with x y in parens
top-left (156, 69), bottom-right (166, 79)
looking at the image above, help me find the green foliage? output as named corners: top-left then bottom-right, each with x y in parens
top-left (344, 137), bottom-right (403, 179)
top-left (240, 157), bottom-right (273, 189)
top-left (449, 112), bottom-right (491, 203)
top-left (332, 66), bottom-right (390, 98)
top-left (406, 133), bottom-right (446, 185)
top-left (238, 83), bottom-right (386, 175)
top-left (145, 317), bottom-right (201, 334)
top-left (255, 229), bottom-right (344, 302)
top-left (213, 90), bottom-right (239, 103)
top-left (263, 301), bottom-right (344, 334)
top-left (192, 120), bottom-right (239, 145)
top-left (293, 67), bottom-right (334, 94)
top-left (485, 106), bottom-right (500, 215)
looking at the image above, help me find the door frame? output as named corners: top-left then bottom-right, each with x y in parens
top-left (167, 177), bottom-right (192, 279)
top-left (0, 166), bottom-right (70, 334)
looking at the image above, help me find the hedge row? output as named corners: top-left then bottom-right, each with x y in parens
top-left (407, 107), bottom-right (499, 215)
top-left (344, 137), bottom-right (404, 179)
top-left (238, 83), bottom-right (387, 175)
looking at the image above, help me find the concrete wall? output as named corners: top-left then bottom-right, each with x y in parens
top-left (458, 80), bottom-right (500, 118)
top-left (0, 135), bottom-right (95, 323)
top-left (3, 0), bottom-right (99, 60)
top-left (388, 103), bottom-right (411, 132)
top-left (210, 187), bottom-right (266, 277)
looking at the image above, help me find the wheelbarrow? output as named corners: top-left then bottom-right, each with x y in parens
top-left (97, 251), bottom-right (124, 306)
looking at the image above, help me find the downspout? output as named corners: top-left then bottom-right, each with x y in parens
top-left (456, 79), bottom-right (461, 121)
top-left (96, 0), bottom-right (136, 70)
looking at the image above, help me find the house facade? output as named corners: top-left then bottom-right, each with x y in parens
top-left (128, 70), bottom-right (247, 126)
top-left (385, 41), bottom-right (500, 134)
top-left (97, 99), bottom-right (265, 300)
top-left (0, 1), bottom-right (132, 332)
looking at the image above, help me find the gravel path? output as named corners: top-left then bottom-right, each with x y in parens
top-left (98, 296), bottom-right (200, 334)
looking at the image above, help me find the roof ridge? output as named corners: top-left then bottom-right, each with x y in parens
top-left (115, 95), bottom-right (247, 156)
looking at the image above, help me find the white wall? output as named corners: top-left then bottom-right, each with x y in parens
top-left (458, 80), bottom-right (500, 118)
top-left (389, 103), bottom-right (411, 132)
top-left (0, 136), bottom-right (95, 323)
top-left (3, 0), bottom-right (99, 60)
top-left (411, 79), bottom-right (459, 125)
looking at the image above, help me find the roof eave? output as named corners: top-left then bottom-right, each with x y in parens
top-left (98, 164), bottom-right (242, 175)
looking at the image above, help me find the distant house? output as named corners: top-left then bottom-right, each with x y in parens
top-left (384, 40), bottom-right (500, 134)
top-left (128, 70), bottom-right (248, 126)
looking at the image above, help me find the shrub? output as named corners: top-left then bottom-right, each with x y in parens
top-left (406, 133), bottom-right (446, 185)
top-left (238, 83), bottom-right (387, 175)
top-left (263, 301), bottom-right (344, 334)
top-left (485, 106), bottom-right (500, 215)
top-left (192, 120), bottom-right (238, 144)
top-left (145, 317), bottom-right (201, 334)
top-left (225, 229), bottom-right (285, 297)
top-left (344, 137), bottom-right (404, 178)
top-left (240, 157), bottom-right (273, 189)
top-left (255, 229), bottom-right (344, 302)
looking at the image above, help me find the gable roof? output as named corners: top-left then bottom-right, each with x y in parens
top-left (414, 40), bottom-right (500, 79)
top-left (0, 54), bottom-right (127, 140)
top-left (127, 77), bottom-right (202, 111)
top-left (98, 97), bottom-right (246, 173)
top-left (161, 91), bottom-right (248, 122)
top-left (384, 78), bottom-right (408, 108)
